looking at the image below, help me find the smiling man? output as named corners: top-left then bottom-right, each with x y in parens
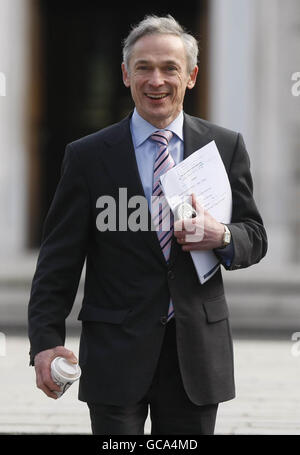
top-left (28, 15), bottom-right (267, 435)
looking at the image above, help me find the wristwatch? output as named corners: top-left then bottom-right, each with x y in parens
top-left (221, 224), bottom-right (231, 248)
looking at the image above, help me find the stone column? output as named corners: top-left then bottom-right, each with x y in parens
top-left (0, 0), bottom-right (30, 254)
top-left (209, 0), bottom-right (300, 265)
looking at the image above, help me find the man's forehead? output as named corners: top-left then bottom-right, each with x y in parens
top-left (132, 34), bottom-right (185, 53)
top-left (130, 35), bottom-right (187, 63)
top-left (133, 57), bottom-right (182, 66)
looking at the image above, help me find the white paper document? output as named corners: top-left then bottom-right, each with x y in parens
top-left (160, 140), bottom-right (232, 284)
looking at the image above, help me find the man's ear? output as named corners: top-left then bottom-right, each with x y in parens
top-left (121, 62), bottom-right (130, 88)
top-left (187, 65), bottom-right (198, 89)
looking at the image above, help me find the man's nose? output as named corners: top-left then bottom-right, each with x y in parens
top-left (148, 69), bottom-right (164, 87)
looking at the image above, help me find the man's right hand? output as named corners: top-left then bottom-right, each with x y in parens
top-left (34, 346), bottom-right (78, 399)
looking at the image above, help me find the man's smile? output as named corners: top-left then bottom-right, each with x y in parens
top-left (145, 93), bottom-right (169, 100)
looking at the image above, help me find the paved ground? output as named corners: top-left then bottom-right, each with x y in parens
top-left (1, 331), bottom-right (300, 435)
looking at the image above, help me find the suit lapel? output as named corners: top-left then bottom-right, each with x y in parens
top-left (183, 113), bottom-right (213, 159)
top-left (100, 116), bottom-right (145, 198)
top-left (99, 115), bottom-right (167, 265)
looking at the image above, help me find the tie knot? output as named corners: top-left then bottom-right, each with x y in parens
top-left (150, 130), bottom-right (173, 146)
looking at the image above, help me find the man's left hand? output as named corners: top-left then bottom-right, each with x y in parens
top-left (174, 193), bottom-right (225, 251)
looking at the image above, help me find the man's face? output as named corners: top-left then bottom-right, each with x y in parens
top-left (122, 34), bottom-right (198, 128)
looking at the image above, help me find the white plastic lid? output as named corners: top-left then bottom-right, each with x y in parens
top-left (54, 357), bottom-right (81, 379)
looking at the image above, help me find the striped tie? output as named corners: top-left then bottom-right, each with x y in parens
top-left (151, 130), bottom-right (175, 322)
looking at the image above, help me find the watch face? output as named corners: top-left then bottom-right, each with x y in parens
top-left (176, 202), bottom-right (197, 220)
top-left (223, 227), bottom-right (231, 245)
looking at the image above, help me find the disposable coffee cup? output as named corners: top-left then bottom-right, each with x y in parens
top-left (50, 356), bottom-right (81, 398)
top-left (175, 202), bottom-right (197, 221)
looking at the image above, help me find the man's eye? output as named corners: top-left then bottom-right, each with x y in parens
top-left (166, 66), bottom-right (177, 72)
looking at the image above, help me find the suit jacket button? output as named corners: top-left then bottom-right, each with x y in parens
top-left (160, 316), bottom-right (168, 325)
top-left (167, 270), bottom-right (175, 280)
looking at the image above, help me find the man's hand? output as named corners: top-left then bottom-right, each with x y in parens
top-left (34, 346), bottom-right (78, 399)
top-left (174, 193), bottom-right (225, 251)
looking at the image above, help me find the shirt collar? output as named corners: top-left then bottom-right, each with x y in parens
top-left (131, 108), bottom-right (184, 147)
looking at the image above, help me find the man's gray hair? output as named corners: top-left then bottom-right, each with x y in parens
top-left (122, 15), bottom-right (199, 74)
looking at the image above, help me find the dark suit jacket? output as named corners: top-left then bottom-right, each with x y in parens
top-left (28, 113), bottom-right (267, 406)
